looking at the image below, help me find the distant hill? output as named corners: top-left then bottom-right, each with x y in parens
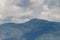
top-left (0, 19), bottom-right (60, 40)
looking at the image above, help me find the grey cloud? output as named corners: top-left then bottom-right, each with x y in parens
top-left (17, 0), bottom-right (31, 8)
top-left (46, 0), bottom-right (60, 9)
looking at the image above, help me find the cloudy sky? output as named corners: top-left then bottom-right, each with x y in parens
top-left (0, 0), bottom-right (60, 24)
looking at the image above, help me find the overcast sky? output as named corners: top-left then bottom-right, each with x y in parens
top-left (0, 0), bottom-right (60, 24)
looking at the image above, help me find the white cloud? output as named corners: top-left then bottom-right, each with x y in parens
top-left (0, 0), bottom-right (60, 24)
top-left (38, 8), bottom-right (60, 22)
